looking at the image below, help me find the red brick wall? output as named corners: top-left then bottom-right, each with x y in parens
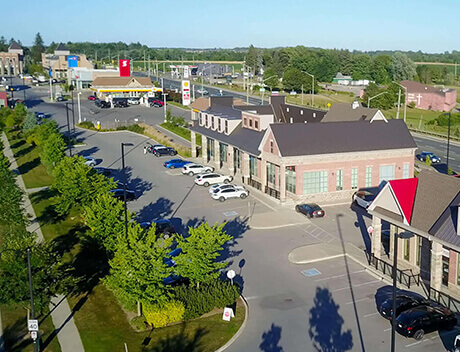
top-left (262, 131), bottom-right (280, 156)
top-left (407, 90), bottom-right (457, 112)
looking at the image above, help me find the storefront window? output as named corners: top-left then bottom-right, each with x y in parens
top-left (267, 162), bottom-right (276, 184)
top-left (351, 168), bottom-right (358, 189)
top-left (249, 156), bottom-right (257, 177)
top-left (442, 254), bottom-right (449, 286)
top-left (286, 167), bottom-right (296, 193)
top-left (404, 238), bottom-right (410, 261)
top-left (402, 163), bottom-right (410, 179)
top-left (379, 165), bottom-right (395, 183)
top-left (336, 169), bottom-right (343, 191)
top-left (303, 171), bottom-right (328, 194)
top-left (219, 143), bottom-right (227, 163)
top-left (416, 236), bottom-right (422, 266)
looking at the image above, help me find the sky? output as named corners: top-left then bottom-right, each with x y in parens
top-left (4, 0), bottom-right (459, 53)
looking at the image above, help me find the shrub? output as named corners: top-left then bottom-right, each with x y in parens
top-left (173, 280), bottom-right (240, 320)
top-left (426, 113), bottom-right (460, 127)
top-left (77, 120), bottom-right (95, 129)
top-left (116, 124), bottom-right (145, 134)
top-left (143, 300), bottom-right (185, 328)
top-left (129, 316), bottom-right (149, 331)
top-left (408, 102), bottom-right (416, 109)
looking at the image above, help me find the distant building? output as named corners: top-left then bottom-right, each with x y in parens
top-left (400, 80), bottom-right (457, 112)
top-left (42, 43), bottom-right (93, 80)
top-left (90, 76), bottom-right (161, 102)
top-left (192, 63), bottom-right (232, 78)
top-left (332, 72), bottom-right (371, 86)
top-left (322, 101), bottom-right (387, 123)
top-left (0, 41), bottom-right (24, 76)
top-left (69, 67), bottom-right (119, 89)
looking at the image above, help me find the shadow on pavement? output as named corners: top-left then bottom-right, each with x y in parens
top-left (144, 324), bottom-right (207, 352)
top-left (259, 323), bottom-right (284, 352)
top-left (136, 197), bottom-right (175, 223)
top-left (24, 99), bottom-right (44, 109)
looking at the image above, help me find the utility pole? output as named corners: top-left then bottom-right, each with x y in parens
top-left (65, 102), bottom-right (72, 157)
top-left (301, 84), bottom-right (304, 105)
top-left (396, 88), bottom-right (401, 119)
top-left (144, 50), bottom-right (146, 71)
top-left (27, 248), bottom-right (40, 352)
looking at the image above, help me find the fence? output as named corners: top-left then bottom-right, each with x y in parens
top-left (422, 286), bottom-right (460, 314)
top-left (408, 127), bottom-right (460, 143)
top-left (368, 253), bottom-right (420, 288)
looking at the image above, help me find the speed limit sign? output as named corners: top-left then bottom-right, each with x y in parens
top-left (28, 319), bottom-right (39, 332)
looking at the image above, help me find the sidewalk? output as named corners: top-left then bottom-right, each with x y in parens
top-left (1, 132), bottom-right (85, 352)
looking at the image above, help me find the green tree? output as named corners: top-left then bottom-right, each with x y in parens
top-left (104, 224), bottom-right (174, 313)
top-left (352, 55), bottom-right (372, 80)
top-left (371, 55), bottom-right (391, 84)
top-left (246, 45), bottom-right (259, 74)
top-left (390, 52), bottom-right (416, 81)
top-left (263, 68), bottom-right (280, 90)
top-left (27, 120), bottom-right (59, 146)
top-left (53, 156), bottom-right (114, 215)
top-left (282, 67), bottom-right (306, 92)
top-left (174, 222), bottom-right (232, 288)
top-left (0, 161), bottom-right (26, 228)
top-left (31, 32), bottom-right (45, 63)
top-left (22, 112), bottom-right (37, 132)
top-left (40, 132), bottom-right (66, 173)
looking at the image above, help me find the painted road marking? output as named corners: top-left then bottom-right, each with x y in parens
top-left (314, 269), bottom-right (366, 282)
top-left (345, 297), bottom-right (370, 305)
top-left (223, 211), bottom-right (238, 217)
top-left (301, 268), bottom-right (322, 277)
top-left (331, 280), bottom-right (381, 293)
top-left (363, 312), bottom-right (379, 318)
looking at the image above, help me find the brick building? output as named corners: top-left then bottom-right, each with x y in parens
top-left (42, 43), bottom-right (93, 80)
top-left (400, 80), bottom-right (457, 112)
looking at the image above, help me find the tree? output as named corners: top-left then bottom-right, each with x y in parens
top-left (390, 52), bottom-right (416, 81)
top-left (371, 55), bottom-right (391, 84)
top-left (3, 103), bottom-right (27, 128)
top-left (263, 68), bottom-right (280, 90)
top-left (282, 67), bottom-right (304, 92)
top-left (40, 132), bottom-right (66, 173)
top-left (31, 32), bottom-right (45, 63)
top-left (246, 45), bottom-right (259, 74)
top-left (53, 156), bottom-right (114, 215)
top-left (27, 120), bottom-right (59, 146)
top-left (352, 55), bottom-right (372, 80)
top-left (23, 112), bottom-right (38, 132)
top-left (174, 222), bottom-right (232, 288)
top-left (104, 223), bottom-right (174, 313)
top-left (0, 161), bottom-right (26, 228)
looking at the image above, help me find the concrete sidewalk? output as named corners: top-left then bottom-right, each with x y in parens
top-left (1, 132), bottom-right (85, 352)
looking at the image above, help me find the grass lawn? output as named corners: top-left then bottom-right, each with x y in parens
top-left (67, 283), bottom-right (245, 352)
top-left (5, 129), bottom-right (53, 189)
top-left (160, 123), bottom-right (202, 146)
top-left (166, 101), bottom-right (191, 110)
top-left (1, 304), bottom-right (61, 352)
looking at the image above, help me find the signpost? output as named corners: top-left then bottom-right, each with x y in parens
top-left (181, 80), bottom-right (190, 106)
top-left (227, 269), bottom-right (236, 285)
top-left (28, 319), bottom-right (39, 332)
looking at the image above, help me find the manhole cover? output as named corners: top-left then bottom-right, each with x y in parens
top-left (301, 268), bottom-right (321, 277)
top-left (223, 211), bottom-right (238, 217)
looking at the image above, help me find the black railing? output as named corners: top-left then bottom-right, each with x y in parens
top-left (264, 186), bottom-right (280, 200)
top-left (248, 179), bottom-right (262, 191)
top-left (369, 253), bottom-right (420, 288)
top-left (422, 286), bottom-right (460, 314)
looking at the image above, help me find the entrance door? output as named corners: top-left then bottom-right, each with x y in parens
top-left (442, 256), bottom-right (449, 286)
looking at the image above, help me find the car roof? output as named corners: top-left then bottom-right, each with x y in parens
top-left (154, 219), bottom-right (172, 225)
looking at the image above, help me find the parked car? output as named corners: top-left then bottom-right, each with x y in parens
top-left (146, 144), bottom-right (164, 154)
top-left (395, 305), bottom-right (457, 340)
top-left (35, 112), bottom-right (46, 120)
top-left (140, 218), bottom-right (175, 236)
top-left (197, 88), bottom-right (209, 95)
top-left (109, 189), bottom-right (136, 201)
top-left (114, 100), bottom-right (129, 108)
top-left (378, 292), bottom-right (430, 320)
top-left (211, 185), bottom-right (248, 201)
top-left (208, 183), bottom-right (236, 194)
top-left (181, 163), bottom-right (214, 176)
top-left (163, 247), bottom-right (186, 285)
top-left (418, 151), bottom-right (441, 163)
top-left (148, 97), bottom-right (164, 107)
top-left (195, 173), bottom-right (233, 187)
top-left (88, 95), bottom-right (97, 101)
top-left (295, 203), bottom-right (325, 218)
top-left (93, 167), bottom-right (112, 176)
top-left (56, 96), bottom-right (65, 102)
top-left (163, 159), bottom-right (191, 169)
top-left (99, 101), bottom-right (111, 108)
top-left (127, 98), bottom-right (140, 105)
top-left (353, 190), bottom-right (375, 209)
top-left (152, 146), bottom-right (177, 157)
top-left (83, 156), bottom-right (96, 167)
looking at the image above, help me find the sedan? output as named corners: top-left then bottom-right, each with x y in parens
top-left (93, 167), bottom-right (112, 176)
top-left (163, 159), bottom-right (191, 169)
top-left (197, 88), bottom-right (209, 95)
top-left (83, 156), bottom-right (96, 167)
top-left (140, 219), bottom-right (175, 237)
top-left (195, 173), bottom-right (233, 187)
top-left (295, 203), bottom-right (325, 218)
top-left (211, 186), bottom-right (248, 202)
top-left (152, 146), bottom-right (177, 157)
top-left (353, 190), bottom-right (375, 209)
top-left (109, 189), bottom-right (136, 201)
top-left (127, 98), bottom-right (140, 105)
top-left (56, 96), bottom-right (65, 102)
top-left (88, 95), bottom-right (97, 101)
top-left (396, 305), bottom-right (457, 340)
top-left (35, 112), bottom-right (47, 120)
top-left (419, 151), bottom-right (441, 163)
top-left (378, 293), bottom-right (430, 320)
top-left (208, 183), bottom-right (236, 194)
top-left (182, 163), bottom-right (214, 176)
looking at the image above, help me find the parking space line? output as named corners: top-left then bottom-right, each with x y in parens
top-left (406, 339), bottom-right (429, 348)
top-left (313, 269), bottom-right (365, 282)
top-left (384, 328), bottom-right (391, 332)
top-left (363, 312), bottom-right (379, 318)
top-left (345, 297), bottom-right (370, 305)
top-left (331, 279), bottom-right (381, 293)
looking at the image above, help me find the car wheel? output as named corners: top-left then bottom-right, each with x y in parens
top-left (210, 167), bottom-right (214, 172)
top-left (240, 193), bottom-right (247, 199)
top-left (413, 329), bottom-right (424, 340)
top-left (188, 171), bottom-right (194, 176)
top-left (224, 179), bottom-right (230, 184)
top-left (170, 165), bottom-right (175, 169)
top-left (204, 182), bottom-right (210, 187)
top-left (229, 176), bottom-right (234, 182)
top-left (170, 151), bottom-right (175, 156)
top-left (295, 205), bottom-right (299, 212)
top-left (307, 213), bottom-right (312, 219)
top-left (219, 196), bottom-right (225, 202)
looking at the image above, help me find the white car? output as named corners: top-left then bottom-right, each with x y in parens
top-left (211, 185), bottom-right (249, 202)
top-left (208, 183), bottom-right (236, 194)
top-left (83, 156), bottom-right (96, 167)
top-left (352, 190), bottom-right (375, 209)
top-left (182, 163), bottom-right (213, 176)
top-left (194, 173), bottom-right (233, 187)
top-left (127, 98), bottom-right (140, 105)
top-left (197, 88), bottom-right (209, 95)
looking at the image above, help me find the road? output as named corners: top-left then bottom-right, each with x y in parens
top-left (7, 80), bottom-right (459, 351)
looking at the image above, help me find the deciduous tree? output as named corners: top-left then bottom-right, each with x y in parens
top-left (390, 52), bottom-right (416, 81)
top-left (40, 132), bottom-right (66, 173)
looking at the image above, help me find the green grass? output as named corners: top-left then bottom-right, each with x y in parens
top-left (160, 123), bottom-right (202, 146)
top-left (5, 129), bottom-right (54, 189)
top-left (1, 304), bottom-right (62, 352)
top-left (67, 284), bottom-right (245, 352)
top-left (166, 101), bottom-right (191, 110)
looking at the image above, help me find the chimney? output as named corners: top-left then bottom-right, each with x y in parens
top-left (352, 100), bottom-right (360, 109)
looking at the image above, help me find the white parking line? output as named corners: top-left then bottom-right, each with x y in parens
top-left (405, 339), bottom-right (429, 348)
top-left (331, 280), bottom-right (381, 293)
top-left (345, 297), bottom-right (370, 305)
top-left (314, 269), bottom-right (365, 282)
top-left (384, 328), bottom-right (391, 332)
top-left (363, 312), bottom-right (379, 318)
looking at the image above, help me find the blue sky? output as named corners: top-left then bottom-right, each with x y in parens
top-left (5, 0), bottom-right (458, 53)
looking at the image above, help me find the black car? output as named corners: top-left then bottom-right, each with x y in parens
top-left (379, 293), bottom-right (430, 320)
top-left (152, 146), bottom-right (177, 157)
top-left (395, 305), bottom-right (457, 340)
top-left (295, 203), bottom-right (325, 218)
top-left (94, 167), bottom-right (112, 176)
top-left (140, 219), bottom-right (175, 237)
top-left (109, 189), bottom-right (136, 201)
top-left (100, 101), bottom-right (111, 108)
top-left (56, 96), bottom-right (65, 102)
top-left (114, 100), bottom-right (129, 108)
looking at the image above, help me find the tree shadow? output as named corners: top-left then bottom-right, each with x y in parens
top-left (76, 146), bottom-right (100, 158)
top-left (13, 144), bottom-right (34, 158)
top-left (35, 203), bottom-right (66, 225)
top-left (308, 287), bottom-right (353, 352)
top-left (9, 139), bottom-right (25, 150)
top-left (17, 157), bottom-right (40, 175)
top-left (136, 197), bottom-right (175, 223)
top-left (24, 99), bottom-right (44, 109)
top-left (220, 216), bottom-right (247, 267)
top-left (259, 323), bottom-right (284, 352)
top-left (145, 324), bottom-right (207, 352)
top-left (29, 188), bottom-right (56, 204)
top-left (2, 313), bottom-right (32, 352)
top-left (117, 166), bottom-right (154, 197)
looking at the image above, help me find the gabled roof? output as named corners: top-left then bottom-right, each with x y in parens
top-left (388, 178), bottom-right (418, 225)
top-left (322, 103), bottom-right (380, 123)
top-left (400, 80), bottom-right (454, 95)
top-left (205, 104), bottom-right (241, 120)
top-left (8, 41), bottom-right (21, 50)
top-left (91, 76), bottom-right (152, 87)
top-left (190, 97), bottom-right (210, 111)
top-left (269, 119), bottom-right (416, 157)
top-left (56, 43), bottom-right (68, 51)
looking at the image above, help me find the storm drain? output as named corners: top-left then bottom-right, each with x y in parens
top-left (223, 211), bottom-right (238, 217)
top-left (301, 268), bottom-right (321, 277)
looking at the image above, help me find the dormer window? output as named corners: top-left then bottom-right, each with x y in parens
top-left (254, 120), bottom-right (258, 130)
top-left (300, 110), bottom-right (304, 115)
top-left (206, 115), bottom-right (209, 127)
top-left (244, 117), bottom-right (247, 126)
top-left (286, 107), bottom-right (290, 112)
top-left (218, 118), bottom-right (221, 131)
top-left (249, 119), bottom-right (252, 127)
top-left (225, 120), bottom-right (228, 134)
top-left (211, 116), bottom-right (215, 129)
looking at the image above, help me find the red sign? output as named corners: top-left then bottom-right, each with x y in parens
top-left (119, 59), bottom-right (130, 77)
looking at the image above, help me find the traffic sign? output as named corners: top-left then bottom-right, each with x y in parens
top-left (222, 307), bottom-right (234, 321)
top-left (28, 319), bottom-right (39, 332)
top-left (367, 226), bottom-right (374, 234)
top-left (31, 331), bottom-right (38, 340)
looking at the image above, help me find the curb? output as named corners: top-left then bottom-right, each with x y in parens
top-left (249, 222), bottom-right (308, 230)
top-left (214, 294), bottom-right (249, 352)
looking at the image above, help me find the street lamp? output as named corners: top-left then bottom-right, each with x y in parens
top-left (393, 82), bottom-right (407, 122)
top-left (162, 92), bottom-right (168, 123)
top-left (77, 92), bottom-right (82, 124)
top-left (121, 143), bottom-right (134, 238)
top-left (444, 112), bottom-right (452, 173)
top-left (367, 91), bottom-right (388, 108)
top-left (301, 71), bottom-right (315, 107)
top-left (260, 75), bottom-right (278, 105)
top-left (244, 65), bottom-right (253, 105)
top-left (65, 102), bottom-right (72, 157)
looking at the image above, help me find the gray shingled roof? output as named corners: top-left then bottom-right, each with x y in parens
top-left (8, 41), bottom-right (21, 50)
top-left (205, 104), bottom-right (242, 120)
top-left (429, 192), bottom-right (460, 248)
top-left (322, 103), bottom-right (379, 122)
top-left (190, 124), bottom-right (264, 156)
top-left (270, 119), bottom-right (417, 157)
top-left (56, 43), bottom-right (68, 51)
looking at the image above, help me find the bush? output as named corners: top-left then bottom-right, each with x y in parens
top-left (116, 124), bottom-right (145, 134)
top-left (77, 120), bottom-right (95, 129)
top-left (143, 300), bottom-right (185, 328)
top-left (426, 113), bottom-right (460, 127)
top-left (129, 316), bottom-right (149, 331)
top-left (173, 280), bottom-right (240, 320)
top-left (408, 102), bottom-right (416, 109)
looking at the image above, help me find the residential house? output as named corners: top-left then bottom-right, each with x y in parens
top-left (400, 80), bottom-right (457, 112)
top-left (322, 101), bottom-right (387, 123)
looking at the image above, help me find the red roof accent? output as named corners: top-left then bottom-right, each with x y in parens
top-left (389, 178), bottom-right (418, 223)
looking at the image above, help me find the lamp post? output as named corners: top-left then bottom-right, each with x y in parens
top-left (301, 71), bottom-right (315, 107)
top-left (121, 143), bottom-right (134, 238)
top-left (367, 91), bottom-right (388, 108)
top-left (244, 65), bottom-right (253, 105)
top-left (77, 92), bottom-right (82, 124)
top-left (65, 102), bottom-right (72, 157)
top-left (162, 92), bottom-right (168, 123)
top-left (260, 75), bottom-right (278, 105)
top-left (444, 112), bottom-right (452, 173)
top-left (393, 82), bottom-right (407, 122)
top-left (71, 89), bottom-right (76, 133)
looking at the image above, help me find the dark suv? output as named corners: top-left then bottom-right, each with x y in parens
top-left (152, 146), bottom-right (177, 157)
top-left (109, 189), bottom-right (136, 201)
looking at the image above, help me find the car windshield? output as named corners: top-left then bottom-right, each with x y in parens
top-left (310, 205), bottom-right (322, 211)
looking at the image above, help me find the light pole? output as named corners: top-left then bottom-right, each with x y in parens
top-left (393, 82), bottom-right (407, 122)
top-left (65, 102), bottom-right (72, 157)
top-left (260, 75), bottom-right (278, 105)
top-left (77, 92), bottom-right (82, 124)
top-left (121, 143), bottom-right (134, 238)
top-left (244, 65), bottom-right (253, 105)
top-left (71, 89), bottom-right (75, 133)
top-left (444, 112), bottom-right (452, 173)
top-left (162, 93), bottom-right (168, 123)
top-left (367, 91), bottom-right (388, 108)
top-left (301, 70), bottom-right (315, 107)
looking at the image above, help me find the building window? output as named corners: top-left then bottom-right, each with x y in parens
top-left (199, 113), bottom-right (203, 125)
top-left (313, 113), bottom-right (316, 118)
top-left (416, 236), bottom-right (422, 267)
top-left (255, 120), bottom-right (259, 129)
top-left (207, 138), bottom-right (215, 158)
top-left (249, 156), bottom-right (257, 177)
top-left (402, 163), bottom-right (410, 179)
top-left (286, 166), bottom-right (296, 193)
top-left (379, 165), bottom-right (395, 183)
top-left (365, 166), bottom-right (373, 187)
top-left (267, 162), bottom-right (276, 184)
top-left (404, 238), bottom-right (410, 261)
top-left (270, 140), bottom-right (274, 153)
top-left (220, 143), bottom-right (227, 162)
top-left (206, 115), bottom-right (209, 127)
top-left (286, 107), bottom-right (290, 112)
top-left (351, 168), bottom-right (358, 189)
top-left (211, 117), bottom-right (215, 129)
top-left (225, 120), bottom-right (228, 134)
top-left (303, 171), bottom-right (328, 195)
top-left (243, 117), bottom-right (247, 126)
top-left (218, 118), bottom-right (221, 131)
top-left (234, 149), bottom-right (241, 169)
top-left (336, 169), bottom-right (343, 191)
top-left (249, 119), bottom-right (252, 127)
top-left (300, 110), bottom-right (304, 115)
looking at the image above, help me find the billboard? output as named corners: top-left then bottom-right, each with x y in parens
top-left (181, 80), bottom-right (191, 106)
top-left (67, 55), bottom-right (79, 68)
top-left (119, 59), bottom-right (130, 77)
